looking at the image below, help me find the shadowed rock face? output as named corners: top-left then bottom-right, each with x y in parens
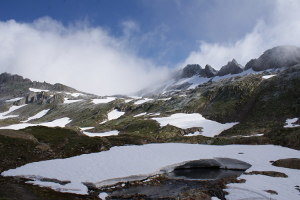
top-left (245, 46), bottom-right (300, 71)
top-left (217, 59), bottom-right (243, 76)
top-left (181, 64), bottom-right (218, 79)
top-left (204, 65), bottom-right (217, 78)
top-left (181, 64), bottom-right (202, 78)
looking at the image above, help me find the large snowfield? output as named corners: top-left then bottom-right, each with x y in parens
top-left (2, 143), bottom-right (300, 200)
top-left (152, 113), bottom-right (238, 137)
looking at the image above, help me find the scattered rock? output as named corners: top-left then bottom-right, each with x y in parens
top-left (244, 171), bottom-right (288, 178)
top-left (272, 158), bottom-right (300, 170)
top-left (264, 190), bottom-right (278, 195)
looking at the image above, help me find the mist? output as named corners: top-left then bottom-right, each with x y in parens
top-left (181, 0), bottom-right (300, 69)
top-left (0, 18), bottom-right (170, 96)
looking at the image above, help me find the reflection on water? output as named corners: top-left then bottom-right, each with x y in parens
top-left (167, 168), bottom-right (244, 180)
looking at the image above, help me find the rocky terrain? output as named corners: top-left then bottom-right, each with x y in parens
top-left (0, 45), bottom-right (300, 199)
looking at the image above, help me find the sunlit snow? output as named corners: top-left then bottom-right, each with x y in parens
top-left (107, 109), bottom-right (125, 120)
top-left (82, 130), bottom-right (119, 137)
top-left (92, 97), bottom-right (116, 104)
top-left (5, 97), bottom-right (23, 102)
top-left (64, 98), bottom-right (83, 104)
top-left (262, 75), bottom-right (276, 79)
top-left (152, 113), bottom-right (238, 137)
top-left (0, 105), bottom-right (26, 119)
top-left (22, 109), bottom-right (50, 122)
top-left (0, 117), bottom-right (71, 130)
top-left (2, 143), bottom-right (300, 199)
top-left (29, 88), bottom-right (49, 92)
top-left (284, 118), bottom-right (300, 128)
top-left (134, 98), bottom-right (153, 105)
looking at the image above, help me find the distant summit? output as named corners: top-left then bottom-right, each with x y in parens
top-left (217, 59), bottom-right (243, 76)
top-left (180, 64), bottom-right (218, 78)
top-left (245, 46), bottom-right (300, 71)
top-left (0, 72), bottom-right (78, 99)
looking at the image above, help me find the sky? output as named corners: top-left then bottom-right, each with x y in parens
top-left (0, 0), bottom-right (300, 95)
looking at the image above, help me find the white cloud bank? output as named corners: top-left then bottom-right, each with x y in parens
top-left (182, 0), bottom-right (300, 69)
top-left (0, 18), bottom-right (170, 95)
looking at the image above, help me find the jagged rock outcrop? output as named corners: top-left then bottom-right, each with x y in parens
top-left (0, 72), bottom-right (79, 98)
top-left (181, 64), bottom-right (202, 78)
top-left (217, 59), bottom-right (243, 76)
top-left (245, 46), bottom-right (300, 71)
top-left (181, 64), bottom-right (218, 79)
top-left (204, 65), bottom-right (217, 78)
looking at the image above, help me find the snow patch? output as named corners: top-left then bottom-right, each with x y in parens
top-left (92, 97), bottom-right (116, 104)
top-left (64, 98), bottom-right (83, 104)
top-left (134, 98), bottom-right (153, 105)
top-left (82, 130), bottom-right (119, 137)
top-left (99, 192), bottom-right (108, 200)
top-left (23, 109), bottom-right (50, 122)
top-left (0, 117), bottom-right (71, 130)
top-left (262, 75), bottom-right (276, 79)
top-left (124, 99), bottom-right (133, 103)
top-left (158, 97), bottom-right (172, 101)
top-left (153, 113), bottom-right (238, 137)
top-left (29, 88), bottom-right (49, 92)
top-left (284, 118), bottom-right (300, 128)
top-left (134, 112), bottom-right (147, 117)
top-left (5, 97), bottom-right (23, 102)
top-left (80, 127), bottom-right (94, 131)
top-left (0, 105), bottom-right (26, 119)
top-left (107, 109), bottom-right (125, 120)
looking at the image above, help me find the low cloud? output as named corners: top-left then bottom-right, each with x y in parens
top-left (181, 0), bottom-right (300, 69)
top-left (0, 17), bottom-right (170, 95)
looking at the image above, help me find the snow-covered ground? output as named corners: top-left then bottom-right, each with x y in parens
top-left (69, 92), bottom-right (85, 97)
top-left (134, 112), bottom-right (160, 118)
top-left (134, 112), bottom-right (147, 117)
top-left (158, 97), bottom-right (172, 101)
top-left (2, 143), bottom-right (300, 200)
top-left (134, 98), bottom-right (153, 105)
top-left (29, 88), bottom-right (49, 92)
top-left (5, 97), bottom-right (23, 102)
top-left (22, 109), bottom-right (50, 122)
top-left (152, 113), bottom-right (238, 137)
top-left (0, 105), bottom-right (26, 119)
top-left (107, 109), bottom-right (125, 120)
top-left (82, 130), bottom-right (119, 137)
top-left (92, 97), bottom-right (116, 104)
top-left (284, 118), bottom-right (300, 128)
top-left (64, 98), bottom-right (83, 104)
top-left (124, 99), bottom-right (133, 103)
top-left (0, 117), bottom-right (71, 130)
top-left (262, 75), bottom-right (276, 79)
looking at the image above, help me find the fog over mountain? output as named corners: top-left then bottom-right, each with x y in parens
top-left (0, 0), bottom-right (300, 95)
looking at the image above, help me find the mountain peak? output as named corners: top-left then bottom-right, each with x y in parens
top-left (181, 64), bottom-right (202, 78)
top-left (217, 59), bottom-right (243, 76)
top-left (245, 45), bottom-right (300, 71)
